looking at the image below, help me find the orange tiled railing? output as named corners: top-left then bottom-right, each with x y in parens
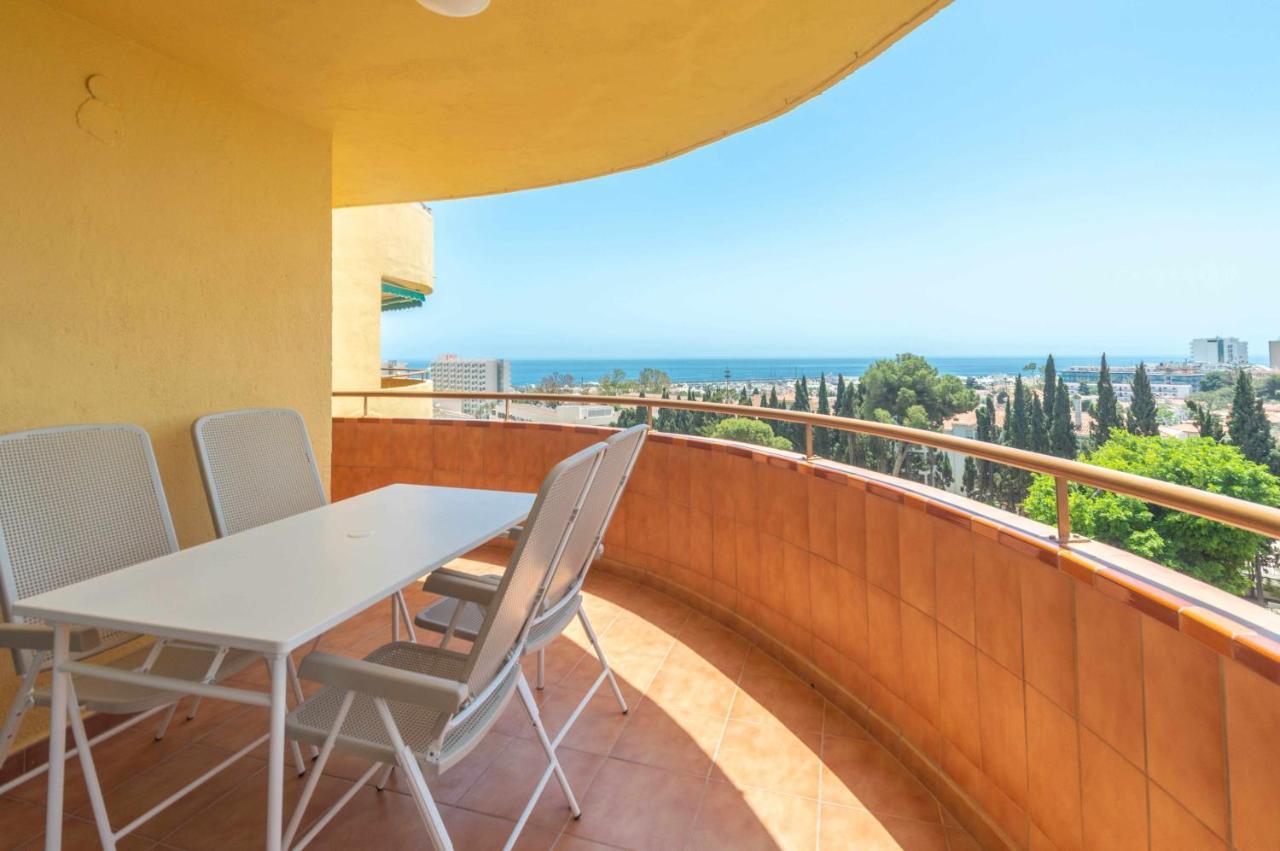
top-left (332, 416), bottom-right (1280, 851)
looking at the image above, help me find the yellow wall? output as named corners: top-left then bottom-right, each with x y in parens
top-left (332, 203), bottom-right (435, 419)
top-left (0, 0), bottom-right (332, 750)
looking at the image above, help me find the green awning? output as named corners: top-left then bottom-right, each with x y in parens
top-left (380, 281), bottom-right (427, 312)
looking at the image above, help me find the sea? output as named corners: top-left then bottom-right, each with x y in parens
top-left (397, 355), bottom-right (1184, 389)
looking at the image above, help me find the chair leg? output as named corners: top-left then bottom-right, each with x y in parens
top-left (395, 591), bottom-right (419, 644)
top-left (392, 595), bottom-right (401, 642)
top-left (186, 696), bottom-right (203, 721)
top-left (65, 679), bottom-right (116, 850)
top-left (374, 763), bottom-right (395, 791)
top-left (536, 648), bottom-right (546, 690)
top-left (0, 655), bottom-right (42, 772)
top-left (516, 675), bottom-right (580, 819)
top-left (284, 692), bottom-right (354, 850)
top-left (153, 702), bottom-right (179, 741)
top-left (373, 698), bottom-right (453, 851)
top-left (578, 608), bottom-right (628, 713)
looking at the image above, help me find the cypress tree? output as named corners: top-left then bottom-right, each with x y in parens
top-left (1127, 362), bottom-right (1158, 436)
top-left (1030, 392), bottom-right (1049, 455)
top-left (962, 457), bottom-right (978, 498)
top-left (1043, 354), bottom-right (1057, 430)
top-left (1049, 378), bottom-right (1077, 459)
top-left (768, 386), bottom-right (779, 409)
top-left (1008, 377), bottom-right (1031, 450)
top-left (793, 377), bottom-right (811, 412)
top-left (973, 395), bottom-right (1000, 502)
top-left (1092, 353), bottom-right (1119, 445)
top-left (814, 375), bottom-right (832, 458)
top-left (1228, 371), bottom-right (1276, 465)
top-left (834, 374), bottom-right (847, 419)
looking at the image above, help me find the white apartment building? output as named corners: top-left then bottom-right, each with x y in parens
top-left (430, 355), bottom-right (512, 417)
top-left (1270, 340), bottom-right (1280, 370)
top-left (1190, 336), bottom-right (1249, 367)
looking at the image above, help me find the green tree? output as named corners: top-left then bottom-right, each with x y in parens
top-left (1259, 374), bottom-right (1280, 402)
top-left (1030, 391), bottom-right (1049, 455)
top-left (1127, 362), bottom-right (1158, 436)
top-left (1024, 433), bottom-right (1280, 593)
top-left (704, 417), bottom-right (792, 450)
top-left (966, 395), bottom-right (1001, 502)
top-left (598, 368), bottom-right (634, 396)
top-left (1228, 371), bottom-right (1276, 468)
top-left (1092, 354), bottom-right (1120, 445)
top-left (637, 368), bottom-right (672, 393)
top-left (1043, 354), bottom-right (1058, 431)
top-left (537, 371), bottom-right (575, 393)
top-left (998, 377), bottom-right (1034, 507)
top-left (814, 375), bottom-right (833, 458)
top-left (1199, 371), bottom-right (1234, 393)
top-left (856, 354), bottom-right (977, 478)
top-left (1049, 378), bottom-right (1077, 459)
top-left (615, 391), bottom-right (648, 428)
top-left (1185, 399), bottom-right (1225, 441)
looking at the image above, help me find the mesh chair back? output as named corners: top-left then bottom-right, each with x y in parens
top-left (462, 442), bottom-right (606, 695)
top-left (0, 425), bottom-right (178, 672)
top-left (192, 408), bottom-right (325, 537)
top-left (542, 425), bottom-right (648, 608)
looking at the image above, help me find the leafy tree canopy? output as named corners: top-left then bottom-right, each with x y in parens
top-left (637, 368), bottom-right (672, 393)
top-left (1024, 433), bottom-right (1280, 594)
top-left (703, 417), bottom-right (792, 450)
top-left (1198, 371), bottom-right (1234, 392)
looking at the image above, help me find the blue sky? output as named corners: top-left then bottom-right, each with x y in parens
top-left (383, 0), bottom-right (1280, 361)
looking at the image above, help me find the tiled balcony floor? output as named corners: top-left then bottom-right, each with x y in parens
top-left (0, 548), bottom-right (980, 850)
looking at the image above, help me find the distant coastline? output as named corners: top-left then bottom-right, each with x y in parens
top-left (395, 355), bottom-right (1190, 388)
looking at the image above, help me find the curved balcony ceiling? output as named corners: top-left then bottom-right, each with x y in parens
top-left (47, 0), bottom-right (948, 205)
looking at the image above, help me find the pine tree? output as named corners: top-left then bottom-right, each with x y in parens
top-left (1127, 362), bottom-right (1158, 436)
top-left (1186, 399), bottom-right (1225, 441)
top-left (1043, 355), bottom-right (1057, 431)
top-left (814, 375), bottom-right (833, 458)
top-left (1049, 378), bottom-right (1077, 459)
top-left (1092, 353), bottom-right (1120, 445)
top-left (1228, 371), bottom-right (1276, 466)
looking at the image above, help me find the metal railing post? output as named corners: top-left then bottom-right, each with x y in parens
top-left (805, 423), bottom-right (814, 459)
top-left (647, 405), bottom-right (654, 427)
top-left (362, 395), bottom-right (368, 418)
top-left (1055, 476), bottom-right (1071, 546)
top-left (504, 398), bottom-right (510, 421)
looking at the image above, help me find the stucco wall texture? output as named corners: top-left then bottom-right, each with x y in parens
top-left (0, 0), bottom-right (332, 750)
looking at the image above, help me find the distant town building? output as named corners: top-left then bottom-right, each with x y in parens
top-left (1270, 340), bottom-right (1280, 370)
top-left (1059, 363), bottom-right (1202, 399)
top-left (430, 355), bottom-right (512, 417)
top-left (1189, 336), bottom-right (1249, 368)
top-left (508, 402), bottom-right (616, 427)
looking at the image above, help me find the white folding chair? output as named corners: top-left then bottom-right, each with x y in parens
top-left (414, 424), bottom-right (648, 743)
top-left (282, 441), bottom-right (608, 851)
top-left (0, 424), bottom-right (296, 848)
top-left (193, 407), bottom-right (420, 649)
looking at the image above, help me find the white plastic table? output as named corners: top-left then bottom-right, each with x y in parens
top-left (14, 483), bottom-right (533, 851)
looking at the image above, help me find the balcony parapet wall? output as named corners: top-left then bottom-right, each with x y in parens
top-left (333, 416), bottom-right (1280, 851)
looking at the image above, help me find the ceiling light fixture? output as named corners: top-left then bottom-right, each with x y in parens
top-left (416, 0), bottom-right (490, 17)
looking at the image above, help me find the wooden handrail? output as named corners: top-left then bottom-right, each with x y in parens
top-left (332, 390), bottom-right (1280, 541)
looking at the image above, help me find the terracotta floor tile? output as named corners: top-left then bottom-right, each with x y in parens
top-left (457, 738), bottom-right (603, 830)
top-left (8, 729), bottom-right (190, 813)
top-left (688, 780), bottom-right (818, 850)
top-left (740, 647), bottom-right (795, 683)
top-left (672, 615), bottom-right (752, 678)
top-left (509, 684), bottom-right (632, 756)
top-left (159, 767), bottom-right (351, 850)
top-left (820, 737), bottom-right (941, 824)
top-left (72, 743), bottom-right (264, 840)
top-left (566, 759), bottom-right (705, 850)
top-left (551, 835), bottom-right (626, 850)
top-left (730, 675), bottom-right (825, 734)
top-left (0, 794), bottom-right (48, 850)
top-left (818, 804), bottom-right (949, 850)
top-left (521, 637), bottom-right (590, 690)
top-left (559, 647), bottom-right (662, 699)
top-left (645, 659), bottom-right (738, 719)
top-left (15, 815), bottom-right (155, 850)
top-left (598, 614), bottom-right (677, 658)
top-left (433, 803), bottom-right (561, 850)
top-left (318, 730), bottom-right (512, 805)
top-left (824, 702), bottom-right (870, 740)
top-left (712, 720), bottom-right (822, 799)
top-left (609, 700), bottom-right (725, 776)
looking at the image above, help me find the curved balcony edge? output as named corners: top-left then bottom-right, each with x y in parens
top-left (333, 416), bottom-right (1280, 851)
